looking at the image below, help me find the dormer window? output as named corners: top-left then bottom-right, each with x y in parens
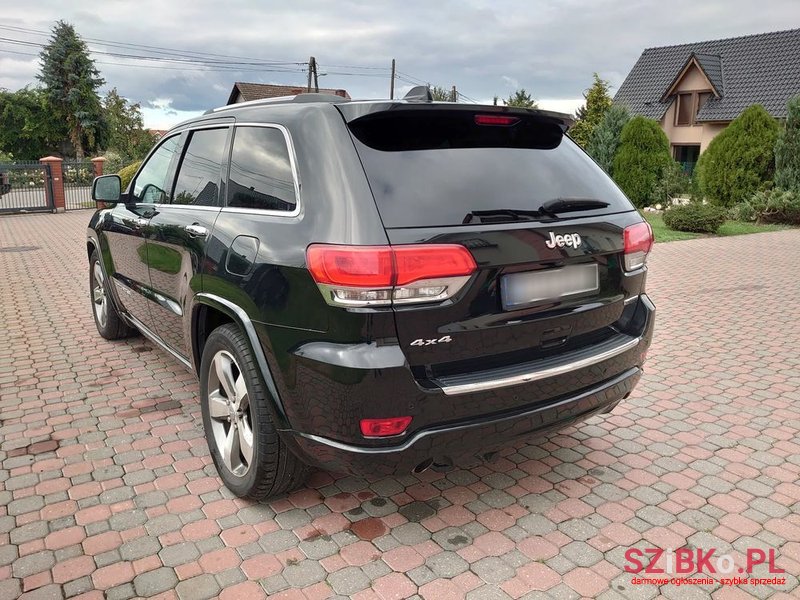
top-left (676, 93), bottom-right (694, 125)
top-left (675, 91), bottom-right (714, 126)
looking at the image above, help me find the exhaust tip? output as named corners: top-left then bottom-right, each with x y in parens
top-left (413, 458), bottom-right (433, 474)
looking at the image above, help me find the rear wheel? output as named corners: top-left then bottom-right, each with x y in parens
top-left (200, 323), bottom-right (307, 499)
top-left (89, 249), bottom-right (136, 340)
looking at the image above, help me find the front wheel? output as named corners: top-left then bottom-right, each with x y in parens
top-left (200, 323), bottom-right (307, 499)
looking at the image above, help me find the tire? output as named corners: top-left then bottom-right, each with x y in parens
top-left (89, 249), bottom-right (136, 340)
top-left (200, 323), bottom-right (308, 499)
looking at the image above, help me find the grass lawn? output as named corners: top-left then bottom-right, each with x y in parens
top-left (643, 212), bottom-right (791, 243)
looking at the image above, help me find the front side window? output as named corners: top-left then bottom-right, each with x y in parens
top-left (172, 128), bottom-right (229, 206)
top-left (132, 136), bottom-right (180, 204)
top-left (227, 127), bottom-right (297, 212)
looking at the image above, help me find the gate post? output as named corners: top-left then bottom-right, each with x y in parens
top-left (91, 157), bottom-right (106, 178)
top-left (40, 156), bottom-right (65, 212)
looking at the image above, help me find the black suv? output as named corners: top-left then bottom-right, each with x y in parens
top-left (88, 89), bottom-right (655, 499)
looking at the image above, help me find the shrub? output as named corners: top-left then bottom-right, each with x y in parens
top-left (662, 202), bottom-right (727, 233)
top-left (695, 105), bottom-right (779, 207)
top-left (612, 116), bottom-right (672, 207)
top-left (652, 160), bottom-right (690, 206)
top-left (102, 150), bottom-right (126, 176)
top-left (775, 95), bottom-right (800, 193)
top-left (118, 160), bottom-right (141, 191)
top-left (732, 189), bottom-right (800, 225)
top-left (587, 104), bottom-right (630, 175)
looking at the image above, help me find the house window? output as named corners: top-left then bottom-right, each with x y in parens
top-left (697, 92), bottom-right (712, 114)
top-left (674, 145), bottom-right (700, 175)
top-left (676, 93), bottom-right (694, 126)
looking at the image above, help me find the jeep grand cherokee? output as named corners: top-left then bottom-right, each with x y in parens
top-left (87, 88), bottom-right (655, 499)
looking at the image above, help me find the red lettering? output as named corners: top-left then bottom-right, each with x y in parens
top-left (768, 549), bottom-right (785, 574)
top-left (644, 548), bottom-right (664, 574)
top-left (746, 549), bottom-right (766, 573)
top-left (676, 547), bottom-right (694, 573)
top-left (695, 549), bottom-right (716, 573)
top-left (625, 548), bottom-right (644, 573)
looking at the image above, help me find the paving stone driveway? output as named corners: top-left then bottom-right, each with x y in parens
top-left (1, 211), bottom-right (799, 600)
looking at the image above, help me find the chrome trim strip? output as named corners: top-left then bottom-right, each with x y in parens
top-left (624, 295), bottom-right (639, 305)
top-left (125, 313), bottom-right (193, 371)
top-left (440, 335), bottom-right (642, 396)
top-left (290, 367), bottom-right (642, 454)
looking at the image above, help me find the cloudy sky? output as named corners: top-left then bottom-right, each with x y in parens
top-left (1, 0), bottom-right (798, 128)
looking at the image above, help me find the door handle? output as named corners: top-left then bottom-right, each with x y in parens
top-left (185, 224), bottom-right (208, 237)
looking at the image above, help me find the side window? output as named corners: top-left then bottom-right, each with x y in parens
top-left (132, 135), bottom-right (180, 204)
top-left (172, 128), bottom-right (229, 206)
top-left (227, 126), bottom-right (297, 212)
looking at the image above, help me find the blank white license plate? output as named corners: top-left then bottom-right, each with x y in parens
top-left (501, 263), bottom-right (599, 310)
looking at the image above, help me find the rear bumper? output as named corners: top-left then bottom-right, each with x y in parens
top-left (284, 366), bottom-right (641, 476)
top-left (274, 293), bottom-right (655, 475)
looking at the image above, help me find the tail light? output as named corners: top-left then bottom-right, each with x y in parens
top-left (306, 244), bottom-right (477, 307)
top-left (360, 416), bottom-right (412, 437)
top-left (623, 221), bottom-right (654, 271)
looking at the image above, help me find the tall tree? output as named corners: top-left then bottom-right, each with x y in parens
top-left (0, 87), bottom-right (66, 159)
top-left (429, 86), bottom-right (452, 102)
top-left (504, 89), bottom-right (537, 108)
top-left (774, 95), bottom-right (800, 193)
top-left (103, 88), bottom-right (157, 160)
top-left (586, 104), bottom-right (630, 175)
top-left (570, 74), bottom-right (612, 148)
top-left (38, 21), bottom-right (105, 158)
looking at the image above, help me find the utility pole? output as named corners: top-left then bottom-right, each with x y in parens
top-left (451, 85), bottom-right (458, 103)
top-left (390, 59), bottom-right (396, 99)
top-left (313, 57), bottom-right (319, 92)
top-left (307, 56), bottom-right (315, 92)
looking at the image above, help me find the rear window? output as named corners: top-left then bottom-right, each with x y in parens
top-left (348, 110), bottom-right (634, 228)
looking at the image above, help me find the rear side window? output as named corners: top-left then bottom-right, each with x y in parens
top-left (171, 128), bottom-right (229, 206)
top-left (227, 126), bottom-right (297, 212)
top-left (348, 110), bottom-right (634, 228)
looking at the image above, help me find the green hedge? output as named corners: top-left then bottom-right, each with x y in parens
top-left (118, 161), bottom-right (141, 191)
top-left (695, 105), bottom-right (779, 207)
top-left (662, 203), bottom-right (727, 233)
top-left (612, 116), bottom-right (673, 207)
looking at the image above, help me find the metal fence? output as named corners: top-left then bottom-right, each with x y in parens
top-left (0, 162), bottom-right (54, 214)
top-left (63, 159), bottom-right (96, 210)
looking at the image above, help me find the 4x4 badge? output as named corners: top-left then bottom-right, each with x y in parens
top-left (410, 335), bottom-right (453, 347)
top-left (545, 232), bottom-right (582, 249)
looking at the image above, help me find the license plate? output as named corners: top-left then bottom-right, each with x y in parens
top-left (501, 263), bottom-right (599, 310)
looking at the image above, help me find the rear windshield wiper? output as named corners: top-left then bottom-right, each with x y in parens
top-left (462, 209), bottom-right (544, 224)
top-left (538, 198), bottom-right (610, 216)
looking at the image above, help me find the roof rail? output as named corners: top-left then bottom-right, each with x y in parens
top-left (205, 93), bottom-right (350, 114)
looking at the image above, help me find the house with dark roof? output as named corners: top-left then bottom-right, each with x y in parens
top-left (227, 82), bottom-right (350, 105)
top-left (614, 28), bottom-right (800, 173)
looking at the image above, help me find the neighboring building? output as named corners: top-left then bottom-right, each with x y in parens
top-left (227, 82), bottom-right (350, 105)
top-left (147, 129), bottom-right (169, 141)
top-left (614, 28), bottom-right (800, 173)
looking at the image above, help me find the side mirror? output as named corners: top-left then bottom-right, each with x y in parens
top-left (92, 175), bottom-right (122, 203)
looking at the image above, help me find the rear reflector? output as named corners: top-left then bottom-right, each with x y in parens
top-left (306, 244), bottom-right (476, 307)
top-left (474, 114), bottom-right (519, 126)
top-left (623, 221), bottom-right (654, 271)
top-left (360, 416), bottom-right (412, 437)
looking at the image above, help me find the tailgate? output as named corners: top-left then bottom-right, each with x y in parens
top-left (341, 104), bottom-right (645, 379)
